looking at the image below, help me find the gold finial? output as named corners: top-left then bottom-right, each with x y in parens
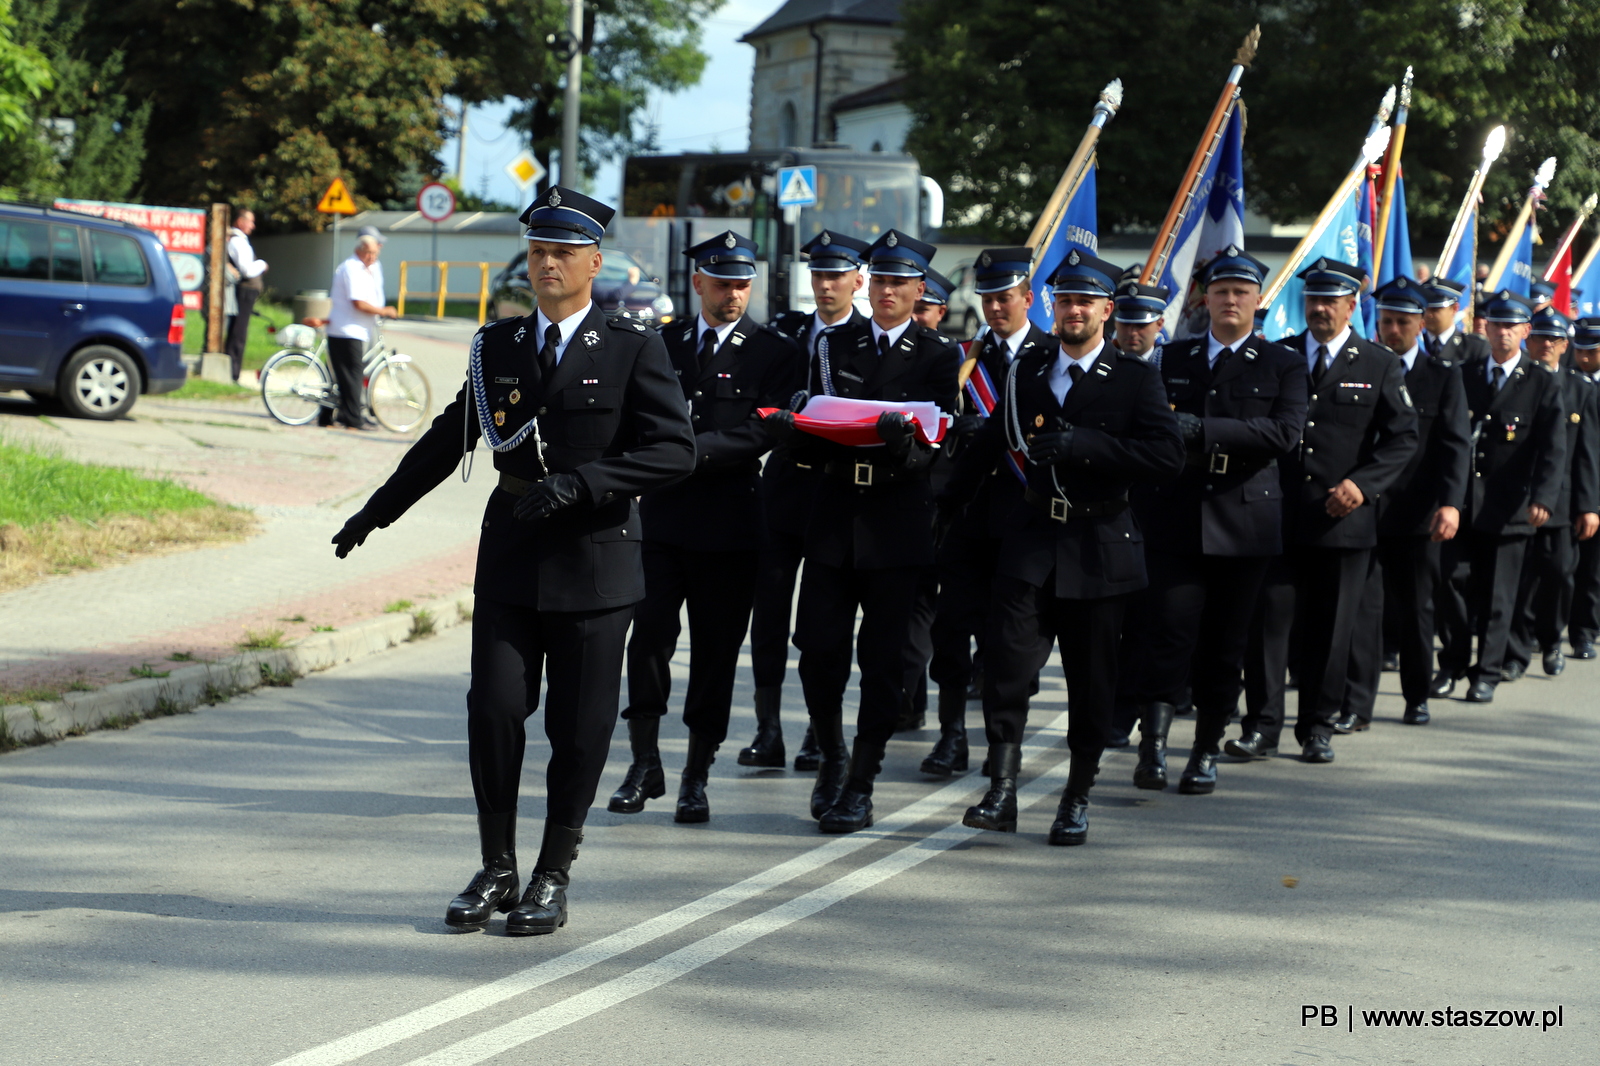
top-left (1234, 24), bottom-right (1262, 67)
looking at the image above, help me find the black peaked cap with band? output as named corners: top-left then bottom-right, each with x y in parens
top-left (520, 185), bottom-right (614, 245)
top-left (920, 268), bottom-right (955, 305)
top-left (1046, 247), bottom-right (1122, 297)
top-left (686, 230), bottom-right (759, 279)
top-left (1529, 305), bottom-right (1571, 338)
top-left (802, 230), bottom-right (871, 273)
top-left (973, 247), bottom-right (1034, 295)
top-left (866, 229), bottom-right (936, 277)
top-left (1373, 276), bottom-right (1427, 316)
top-left (1197, 244), bottom-right (1269, 287)
top-left (1481, 289), bottom-right (1534, 324)
top-left (1422, 276), bottom-right (1469, 308)
top-left (1297, 256), bottom-right (1366, 296)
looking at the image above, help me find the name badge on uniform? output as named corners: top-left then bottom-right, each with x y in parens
top-left (495, 376), bottom-right (519, 384)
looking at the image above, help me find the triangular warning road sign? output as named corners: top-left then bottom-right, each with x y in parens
top-left (316, 178), bottom-right (358, 215)
top-left (779, 168), bottom-right (815, 206)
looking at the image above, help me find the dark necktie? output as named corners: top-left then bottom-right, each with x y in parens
top-left (697, 327), bottom-right (717, 376)
top-left (539, 323), bottom-right (560, 380)
top-left (1314, 343), bottom-right (1330, 379)
top-left (878, 333), bottom-right (891, 359)
top-left (1492, 365), bottom-right (1506, 391)
top-left (1214, 346), bottom-right (1234, 374)
top-left (1427, 334), bottom-right (1442, 358)
top-left (1068, 364), bottom-right (1085, 385)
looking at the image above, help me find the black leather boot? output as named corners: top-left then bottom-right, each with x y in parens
top-left (737, 687), bottom-right (786, 768)
top-left (445, 810), bottom-right (520, 929)
top-left (962, 742), bottom-right (1020, 832)
top-left (893, 688), bottom-right (926, 732)
top-left (607, 717), bottom-right (666, 814)
top-left (1048, 754), bottom-right (1099, 846)
top-left (820, 736), bottom-right (882, 833)
top-left (505, 821), bottom-right (581, 936)
top-left (920, 687), bottom-right (970, 776)
top-left (675, 733), bottom-right (717, 823)
top-left (1180, 715), bottom-right (1226, 794)
top-left (1131, 701), bottom-right (1175, 791)
top-left (809, 713), bottom-right (849, 819)
top-left (793, 723), bottom-right (821, 771)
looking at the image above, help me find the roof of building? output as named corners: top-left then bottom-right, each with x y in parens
top-left (740, 0), bottom-right (902, 41)
top-left (829, 75), bottom-right (907, 115)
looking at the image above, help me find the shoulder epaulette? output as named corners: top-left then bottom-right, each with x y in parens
top-left (605, 312), bottom-right (650, 333)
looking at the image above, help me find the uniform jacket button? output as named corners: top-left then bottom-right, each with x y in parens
top-left (587, 397), bottom-right (596, 405)
top-left (694, 390), bottom-right (703, 397)
top-left (1307, 420), bottom-right (1315, 427)
top-left (538, 407), bottom-right (548, 415)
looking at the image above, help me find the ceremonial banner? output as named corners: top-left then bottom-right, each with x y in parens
top-left (1377, 169), bottom-right (1414, 288)
top-left (1504, 217), bottom-right (1536, 297)
top-left (1442, 205), bottom-right (1478, 312)
top-left (759, 396), bottom-right (950, 447)
top-left (1547, 242), bottom-right (1574, 316)
top-left (1028, 164), bottom-right (1098, 333)
top-left (1355, 171), bottom-right (1378, 335)
top-left (1263, 181), bottom-right (1366, 341)
top-left (1154, 107), bottom-right (1246, 339)
top-left (1574, 246), bottom-right (1600, 318)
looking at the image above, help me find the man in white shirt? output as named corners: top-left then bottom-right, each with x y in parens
top-left (225, 209), bottom-right (269, 381)
top-left (325, 235), bottom-right (397, 429)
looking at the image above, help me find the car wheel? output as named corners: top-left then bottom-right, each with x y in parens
top-left (963, 311), bottom-right (979, 339)
top-left (58, 345), bottom-right (140, 420)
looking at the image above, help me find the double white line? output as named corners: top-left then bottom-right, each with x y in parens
top-left (274, 712), bottom-right (1074, 1066)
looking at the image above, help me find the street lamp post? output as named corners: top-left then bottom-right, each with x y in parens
top-left (560, 0), bottom-right (583, 186)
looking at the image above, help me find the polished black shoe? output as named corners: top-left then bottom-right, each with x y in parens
top-left (737, 687), bottom-right (785, 768)
top-left (1332, 713), bottom-right (1370, 735)
top-left (1132, 702), bottom-right (1175, 790)
top-left (445, 811), bottom-right (520, 929)
top-left (1177, 746), bottom-right (1218, 795)
top-left (1543, 646), bottom-right (1566, 676)
top-left (1500, 660), bottom-right (1526, 683)
top-left (1381, 651), bottom-right (1400, 672)
top-left (819, 786), bottom-right (874, 833)
top-left (1465, 679), bottom-right (1496, 703)
top-left (963, 743), bottom-right (1020, 832)
top-left (1224, 732), bottom-right (1278, 760)
top-left (1047, 793), bottom-right (1089, 846)
top-left (921, 688), bottom-right (970, 776)
top-left (1429, 670), bottom-right (1462, 698)
top-left (504, 822), bottom-right (581, 937)
top-left (674, 733), bottom-right (716, 824)
top-left (1572, 638), bottom-right (1597, 660)
top-left (607, 717), bottom-right (666, 814)
top-left (793, 724), bottom-right (822, 771)
top-left (1300, 736), bottom-right (1335, 763)
top-left (1402, 701), bottom-right (1431, 725)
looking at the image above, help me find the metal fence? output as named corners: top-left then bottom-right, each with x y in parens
top-left (396, 261), bottom-right (494, 323)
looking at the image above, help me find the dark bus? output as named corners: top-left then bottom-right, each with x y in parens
top-left (615, 147), bottom-right (943, 322)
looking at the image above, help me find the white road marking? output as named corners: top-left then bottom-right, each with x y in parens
top-left (403, 750), bottom-right (1077, 1065)
top-left (271, 712), bottom-right (1070, 1066)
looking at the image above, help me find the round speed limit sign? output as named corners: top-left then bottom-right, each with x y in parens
top-left (417, 182), bottom-right (456, 223)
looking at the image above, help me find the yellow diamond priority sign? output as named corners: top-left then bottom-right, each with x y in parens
top-left (504, 151), bottom-right (546, 191)
top-left (316, 178), bottom-right (358, 215)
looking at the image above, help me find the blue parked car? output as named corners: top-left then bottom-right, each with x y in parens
top-left (0, 201), bottom-right (188, 418)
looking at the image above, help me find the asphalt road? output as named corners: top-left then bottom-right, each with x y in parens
top-left (3, 622), bottom-right (1596, 1065)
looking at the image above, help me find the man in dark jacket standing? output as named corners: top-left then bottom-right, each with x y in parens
top-left (1241, 258), bottom-right (1416, 763)
top-left (1123, 247), bottom-right (1306, 795)
top-left (949, 249), bottom-right (1183, 845)
top-left (607, 232), bottom-right (802, 823)
top-left (1340, 277), bottom-right (1469, 729)
top-left (331, 187), bottom-right (695, 935)
top-left (1567, 319), bottom-right (1600, 658)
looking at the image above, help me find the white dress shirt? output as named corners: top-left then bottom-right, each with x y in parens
top-left (534, 302), bottom-right (595, 366)
top-left (871, 317), bottom-right (913, 351)
top-left (694, 314), bottom-right (738, 356)
top-left (1206, 331), bottom-right (1249, 368)
top-left (1049, 340), bottom-right (1105, 405)
top-left (1488, 352), bottom-right (1521, 385)
top-left (1397, 341), bottom-right (1422, 374)
top-left (994, 324), bottom-right (1029, 363)
top-left (226, 228), bottom-right (267, 279)
top-left (1305, 326), bottom-right (1353, 376)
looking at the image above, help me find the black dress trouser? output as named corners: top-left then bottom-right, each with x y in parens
top-left (1508, 525), bottom-right (1578, 666)
top-left (623, 542), bottom-right (759, 746)
top-left (1460, 530), bottom-right (1530, 683)
top-left (1570, 534), bottom-right (1600, 644)
top-left (327, 336), bottom-right (367, 428)
top-left (929, 524), bottom-right (1001, 693)
top-left (1345, 536), bottom-right (1440, 718)
top-left (468, 597), bottom-right (634, 827)
top-left (795, 560), bottom-right (923, 747)
top-left (749, 528), bottom-right (804, 689)
top-left (225, 284), bottom-right (260, 381)
top-left (984, 574), bottom-right (1124, 760)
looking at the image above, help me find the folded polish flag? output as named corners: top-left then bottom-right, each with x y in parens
top-left (759, 395), bottom-right (950, 447)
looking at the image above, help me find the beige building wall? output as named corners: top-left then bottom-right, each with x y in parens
top-left (747, 23), bottom-right (902, 150)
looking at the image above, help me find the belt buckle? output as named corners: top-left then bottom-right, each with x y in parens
top-left (854, 461), bottom-right (874, 487)
top-left (1049, 496), bottom-right (1070, 522)
top-left (1208, 453), bottom-right (1230, 474)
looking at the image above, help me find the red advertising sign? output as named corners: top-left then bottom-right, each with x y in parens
top-left (54, 199), bottom-right (210, 308)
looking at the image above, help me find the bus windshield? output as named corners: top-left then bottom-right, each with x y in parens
top-left (805, 160), bottom-right (919, 244)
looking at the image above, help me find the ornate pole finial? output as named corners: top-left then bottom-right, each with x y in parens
top-left (1234, 24), bottom-right (1262, 67)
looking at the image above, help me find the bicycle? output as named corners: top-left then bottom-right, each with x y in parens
top-left (258, 324), bottom-right (432, 433)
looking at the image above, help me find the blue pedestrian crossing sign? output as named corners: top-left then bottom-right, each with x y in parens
top-left (777, 165), bottom-right (818, 208)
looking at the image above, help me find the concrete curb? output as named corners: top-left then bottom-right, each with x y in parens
top-left (1, 590), bottom-right (474, 745)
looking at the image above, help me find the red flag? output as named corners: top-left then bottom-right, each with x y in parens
top-left (1549, 241), bottom-right (1575, 316)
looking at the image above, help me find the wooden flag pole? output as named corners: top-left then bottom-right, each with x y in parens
top-left (1139, 24), bottom-right (1260, 285)
top-left (1434, 125), bottom-right (1506, 279)
top-left (1542, 193), bottom-right (1599, 281)
top-left (1372, 66), bottom-right (1413, 272)
top-left (1484, 156), bottom-right (1557, 291)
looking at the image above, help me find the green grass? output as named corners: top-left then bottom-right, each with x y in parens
top-left (129, 663), bottom-right (171, 679)
top-left (236, 628), bottom-right (287, 650)
top-left (181, 297), bottom-right (295, 372)
top-left (165, 378), bottom-right (256, 401)
top-left (409, 609), bottom-right (436, 641)
top-left (167, 651), bottom-right (195, 662)
top-left (396, 297), bottom-right (489, 323)
top-left (0, 439), bottom-right (220, 529)
top-left (383, 599), bottom-right (414, 614)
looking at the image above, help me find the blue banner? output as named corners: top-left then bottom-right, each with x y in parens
top-left (1575, 248), bottom-right (1600, 318)
top-left (1503, 217), bottom-right (1536, 296)
top-left (1377, 172), bottom-right (1414, 287)
top-left (1443, 207), bottom-right (1477, 312)
top-left (1153, 106), bottom-right (1246, 339)
top-left (1263, 179), bottom-right (1368, 342)
top-left (1028, 163), bottom-right (1099, 332)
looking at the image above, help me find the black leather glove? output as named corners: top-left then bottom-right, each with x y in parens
top-left (1026, 425), bottom-right (1075, 466)
top-left (332, 509), bottom-right (380, 558)
top-left (1174, 411), bottom-right (1204, 451)
top-left (949, 413), bottom-right (985, 437)
top-left (876, 410), bottom-right (915, 459)
top-left (513, 472), bottom-right (588, 523)
top-left (761, 408), bottom-right (798, 442)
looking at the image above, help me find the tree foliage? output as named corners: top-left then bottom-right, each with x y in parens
top-left (902, 0), bottom-right (1600, 254)
top-left (0, 0), bottom-right (54, 144)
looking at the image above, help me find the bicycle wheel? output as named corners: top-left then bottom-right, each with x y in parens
top-left (367, 360), bottom-right (432, 433)
top-left (260, 350), bottom-right (332, 425)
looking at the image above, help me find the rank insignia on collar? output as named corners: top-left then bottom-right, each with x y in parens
top-left (494, 410), bottom-right (506, 426)
top-left (730, 332), bottom-right (746, 345)
top-left (509, 389), bottom-right (521, 405)
top-left (1035, 414), bottom-right (1045, 427)
top-left (582, 329), bottom-right (601, 348)
top-left (514, 326), bottom-right (527, 344)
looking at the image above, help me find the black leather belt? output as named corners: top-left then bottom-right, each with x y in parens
top-left (498, 472), bottom-right (535, 496)
top-left (1185, 451), bottom-right (1233, 473)
top-left (823, 458), bottom-right (911, 487)
top-left (1023, 487), bottom-right (1128, 522)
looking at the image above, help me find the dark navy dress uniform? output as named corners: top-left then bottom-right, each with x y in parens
top-left (609, 230), bottom-right (803, 822)
top-left (1341, 280), bottom-right (1470, 726)
top-left (1123, 248), bottom-right (1307, 791)
top-left (338, 186), bottom-right (696, 935)
top-left (949, 250), bottom-right (1183, 844)
top-left (1243, 259), bottom-right (1417, 758)
top-left (1567, 320), bottom-right (1600, 655)
top-left (1437, 293), bottom-right (1567, 700)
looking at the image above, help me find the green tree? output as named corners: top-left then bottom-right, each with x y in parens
top-left (0, 0), bottom-right (53, 145)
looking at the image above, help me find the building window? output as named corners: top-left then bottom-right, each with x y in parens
top-left (780, 102), bottom-right (798, 148)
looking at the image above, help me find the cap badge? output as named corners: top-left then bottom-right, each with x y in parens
top-left (820, 232), bottom-right (831, 245)
top-left (886, 232), bottom-right (899, 247)
top-left (1396, 277), bottom-right (1408, 288)
top-left (981, 252), bottom-right (992, 266)
top-left (548, 188), bottom-right (562, 207)
top-left (1224, 244), bottom-right (1241, 257)
top-left (1068, 249), bottom-right (1081, 265)
top-left (724, 232), bottom-right (737, 249)
top-left (1499, 290), bottom-right (1512, 300)
top-left (1314, 257), bottom-right (1328, 270)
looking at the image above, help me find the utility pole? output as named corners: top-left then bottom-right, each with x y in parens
top-left (457, 104), bottom-right (469, 180)
top-left (560, 0), bottom-right (583, 186)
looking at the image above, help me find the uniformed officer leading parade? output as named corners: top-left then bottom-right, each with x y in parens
top-left (333, 186), bottom-right (695, 935)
